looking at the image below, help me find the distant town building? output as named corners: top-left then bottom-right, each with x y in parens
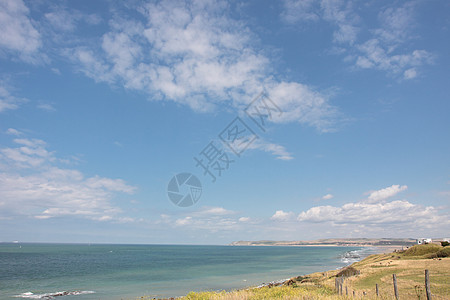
top-left (416, 238), bottom-right (432, 244)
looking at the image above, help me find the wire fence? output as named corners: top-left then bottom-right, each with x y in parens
top-left (335, 269), bottom-right (450, 299)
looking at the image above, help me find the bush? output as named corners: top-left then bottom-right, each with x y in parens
top-left (337, 266), bottom-right (360, 277)
top-left (436, 247), bottom-right (450, 258)
top-left (441, 241), bottom-right (449, 247)
top-left (403, 244), bottom-right (441, 257)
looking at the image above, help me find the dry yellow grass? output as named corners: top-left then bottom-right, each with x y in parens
top-left (317, 249), bottom-right (450, 299)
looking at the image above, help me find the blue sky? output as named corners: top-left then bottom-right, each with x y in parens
top-left (0, 0), bottom-right (449, 244)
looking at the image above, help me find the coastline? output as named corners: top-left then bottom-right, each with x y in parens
top-left (246, 245), bottom-right (401, 288)
top-left (168, 244), bottom-right (450, 300)
top-left (229, 238), bottom-right (416, 248)
top-left (152, 245), bottom-right (403, 300)
top-left (4, 243), bottom-right (416, 300)
top-left (4, 244), bottom-right (364, 300)
top-left (231, 244), bottom-right (407, 248)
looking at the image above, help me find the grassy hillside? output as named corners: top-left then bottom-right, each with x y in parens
top-left (159, 244), bottom-right (450, 300)
top-left (327, 244), bottom-right (450, 299)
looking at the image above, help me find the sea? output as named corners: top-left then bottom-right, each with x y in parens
top-left (0, 243), bottom-right (382, 299)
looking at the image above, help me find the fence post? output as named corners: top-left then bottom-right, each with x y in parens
top-left (393, 274), bottom-right (399, 300)
top-left (425, 269), bottom-right (432, 300)
top-left (338, 277), bottom-right (342, 295)
top-left (376, 283), bottom-right (379, 297)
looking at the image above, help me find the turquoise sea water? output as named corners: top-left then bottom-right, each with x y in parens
top-left (0, 243), bottom-right (379, 299)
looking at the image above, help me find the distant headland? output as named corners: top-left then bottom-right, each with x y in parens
top-left (229, 238), bottom-right (417, 247)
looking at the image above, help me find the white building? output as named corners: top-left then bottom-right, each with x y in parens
top-left (417, 238), bottom-right (432, 244)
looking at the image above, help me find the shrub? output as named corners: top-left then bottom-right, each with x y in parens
top-left (441, 241), bottom-right (449, 247)
top-left (436, 247), bottom-right (450, 258)
top-left (337, 266), bottom-right (360, 277)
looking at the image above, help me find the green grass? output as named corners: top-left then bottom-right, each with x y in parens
top-left (181, 285), bottom-right (340, 300)
top-left (370, 265), bottom-right (393, 268)
top-left (353, 268), bottom-right (407, 290)
top-left (403, 244), bottom-right (442, 257)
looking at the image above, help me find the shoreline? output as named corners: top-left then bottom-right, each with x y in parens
top-left (5, 244), bottom-right (411, 300)
top-left (247, 245), bottom-right (401, 288)
top-left (167, 244), bottom-right (449, 300)
top-left (230, 244), bottom-right (408, 248)
top-left (156, 245), bottom-right (403, 299)
top-left (229, 238), bottom-right (417, 248)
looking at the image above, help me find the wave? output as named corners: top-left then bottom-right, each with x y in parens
top-left (255, 278), bottom-right (290, 289)
top-left (340, 247), bottom-right (377, 265)
top-left (14, 291), bottom-right (95, 299)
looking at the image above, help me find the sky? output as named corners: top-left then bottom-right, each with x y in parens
top-left (0, 0), bottom-right (449, 244)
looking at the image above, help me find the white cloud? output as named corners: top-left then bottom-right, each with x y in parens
top-left (354, 1), bottom-right (433, 78)
top-left (0, 84), bottom-right (26, 113)
top-left (355, 39), bottom-right (433, 75)
top-left (297, 199), bottom-right (448, 229)
top-left (267, 81), bottom-right (338, 132)
top-left (51, 68), bottom-right (61, 75)
top-left (37, 103), bottom-right (56, 112)
top-left (282, 0), bottom-right (359, 44)
top-left (45, 10), bottom-right (78, 32)
top-left (67, 0), bottom-right (338, 132)
top-left (367, 184), bottom-right (407, 203)
top-left (271, 210), bottom-right (295, 221)
top-left (322, 193), bottom-right (334, 200)
top-left (290, 183), bottom-right (450, 237)
top-left (239, 217), bottom-right (250, 222)
top-left (281, 0), bottom-right (319, 23)
top-left (164, 206), bottom-right (255, 232)
top-left (1, 138), bottom-right (52, 168)
top-left (69, 1), bottom-right (267, 112)
top-left (231, 139), bottom-right (293, 160)
top-left (69, 48), bottom-right (113, 83)
top-left (320, 0), bottom-right (359, 45)
top-left (0, 135), bottom-right (136, 220)
top-left (403, 68), bottom-right (417, 79)
top-left (45, 7), bottom-right (101, 33)
top-left (175, 216), bottom-right (193, 226)
top-left (0, 0), bottom-right (43, 63)
top-left (173, 214), bottom-right (240, 231)
top-left (193, 206), bottom-right (236, 216)
top-left (260, 142), bottom-right (293, 161)
top-left (5, 128), bottom-right (22, 136)
top-left (281, 1), bottom-right (434, 79)
top-left (374, 2), bottom-right (415, 45)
